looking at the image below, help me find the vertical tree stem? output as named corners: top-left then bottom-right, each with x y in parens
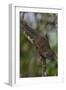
top-left (41, 58), bottom-right (46, 76)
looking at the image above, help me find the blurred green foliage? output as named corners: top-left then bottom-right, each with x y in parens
top-left (20, 12), bottom-right (58, 77)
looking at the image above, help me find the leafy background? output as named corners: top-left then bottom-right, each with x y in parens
top-left (20, 12), bottom-right (58, 77)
